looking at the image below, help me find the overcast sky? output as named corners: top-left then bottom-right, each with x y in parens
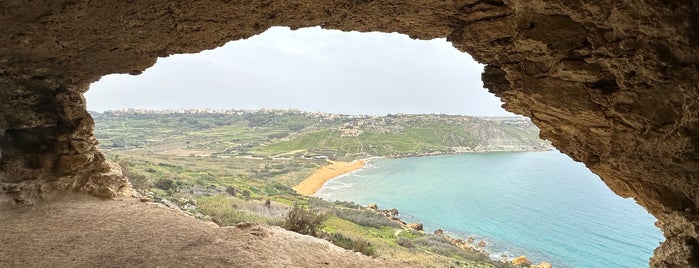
top-left (86, 26), bottom-right (513, 116)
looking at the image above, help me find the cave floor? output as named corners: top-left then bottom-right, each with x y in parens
top-left (0, 194), bottom-right (404, 268)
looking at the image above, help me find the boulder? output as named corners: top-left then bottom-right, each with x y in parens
top-left (532, 262), bottom-right (552, 268)
top-left (407, 223), bottom-right (423, 231)
top-left (512, 255), bottom-right (532, 267)
top-left (388, 208), bottom-right (399, 216)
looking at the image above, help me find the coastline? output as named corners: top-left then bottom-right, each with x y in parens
top-left (293, 159), bottom-right (369, 196)
top-left (310, 152), bottom-right (560, 267)
top-left (294, 149), bottom-right (552, 196)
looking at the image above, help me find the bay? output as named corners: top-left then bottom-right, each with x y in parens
top-left (314, 151), bottom-right (664, 267)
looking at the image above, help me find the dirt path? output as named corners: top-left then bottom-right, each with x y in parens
top-left (0, 194), bottom-right (409, 268)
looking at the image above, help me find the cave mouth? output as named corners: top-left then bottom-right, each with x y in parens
top-left (1, 1), bottom-right (697, 267)
top-left (84, 27), bottom-right (663, 267)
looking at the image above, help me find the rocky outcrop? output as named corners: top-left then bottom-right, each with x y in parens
top-left (512, 255), bottom-right (532, 267)
top-left (0, 1), bottom-right (697, 266)
top-left (407, 223), bottom-right (424, 231)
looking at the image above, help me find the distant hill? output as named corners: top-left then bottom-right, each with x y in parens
top-left (91, 109), bottom-right (550, 160)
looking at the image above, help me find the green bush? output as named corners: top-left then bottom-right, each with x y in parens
top-left (332, 200), bottom-right (362, 209)
top-left (283, 204), bottom-right (326, 237)
top-left (154, 178), bottom-right (176, 191)
top-left (413, 234), bottom-right (488, 261)
top-left (225, 186), bottom-right (237, 196)
top-left (328, 232), bottom-right (376, 257)
top-left (334, 208), bottom-right (401, 228)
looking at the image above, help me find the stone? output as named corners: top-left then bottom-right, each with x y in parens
top-left (159, 198), bottom-right (179, 210)
top-left (407, 223), bottom-right (423, 231)
top-left (433, 229), bottom-right (444, 235)
top-left (367, 203), bottom-right (378, 210)
top-left (235, 221), bottom-right (257, 229)
top-left (512, 255), bottom-right (532, 267)
top-left (388, 208), bottom-right (399, 216)
top-left (532, 262), bottom-right (552, 268)
top-left (0, 1), bottom-right (697, 266)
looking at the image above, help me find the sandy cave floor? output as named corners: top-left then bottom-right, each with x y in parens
top-left (0, 194), bottom-right (407, 268)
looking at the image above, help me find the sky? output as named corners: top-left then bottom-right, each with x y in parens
top-left (86, 26), bottom-right (513, 116)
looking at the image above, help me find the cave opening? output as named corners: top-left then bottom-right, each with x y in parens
top-left (2, 1), bottom-right (697, 266)
top-left (83, 27), bottom-right (663, 267)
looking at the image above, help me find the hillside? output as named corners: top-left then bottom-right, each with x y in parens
top-left (87, 109), bottom-right (549, 267)
top-left (92, 109), bottom-right (550, 160)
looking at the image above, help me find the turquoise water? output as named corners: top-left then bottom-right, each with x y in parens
top-left (315, 151), bottom-right (664, 267)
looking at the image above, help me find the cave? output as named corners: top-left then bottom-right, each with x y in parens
top-left (1, 1), bottom-right (697, 266)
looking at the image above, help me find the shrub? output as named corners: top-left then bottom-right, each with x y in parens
top-left (241, 189), bottom-right (251, 199)
top-left (308, 197), bottom-right (332, 209)
top-left (413, 234), bottom-right (488, 261)
top-left (396, 237), bottom-right (415, 248)
top-left (197, 195), bottom-right (284, 226)
top-left (334, 208), bottom-right (401, 228)
top-left (267, 132), bottom-right (289, 139)
top-left (225, 186), bottom-right (237, 196)
top-left (283, 204), bottom-right (326, 237)
top-left (154, 178), bottom-right (176, 191)
top-left (119, 162), bottom-right (152, 190)
top-left (332, 200), bottom-right (362, 209)
top-left (328, 233), bottom-right (376, 257)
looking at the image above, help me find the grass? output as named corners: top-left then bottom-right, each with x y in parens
top-left (197, 194), bottom-right (287, 226)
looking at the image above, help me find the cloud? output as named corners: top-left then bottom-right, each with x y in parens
top-left (86, 26), bottom-right (513, 116)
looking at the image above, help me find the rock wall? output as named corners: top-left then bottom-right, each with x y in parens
top-left (1, 0), bottom-right (697, 266)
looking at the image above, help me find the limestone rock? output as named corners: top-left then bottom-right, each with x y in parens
top-left (512, 255), bottom-right (532, 267)
top-left (388, 208), bottom-right (399, 216)
top-left (407, 223), bottom-right (424, 231)
top-left (532, 262), bottom-right (552, 268)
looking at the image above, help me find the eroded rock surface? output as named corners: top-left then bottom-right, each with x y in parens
top-left (1, 1), bottom-right (697, 266)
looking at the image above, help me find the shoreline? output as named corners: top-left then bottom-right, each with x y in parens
top-left (293, 159), bottom-right (369, 196)
top-left (294, 150), bottom-right (554, 196)
top-left (304, 152), bottom-right (558, 267)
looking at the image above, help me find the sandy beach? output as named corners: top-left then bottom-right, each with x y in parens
top-left (293, 159), bottom-right (367, 196)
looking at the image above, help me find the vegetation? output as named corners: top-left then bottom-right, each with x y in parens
top-left (283, 204), bottom-right (326, 237)
top-left (327, 232), bottom-right (376, 257)
top-left (92, 109), bottom-right (539, 267)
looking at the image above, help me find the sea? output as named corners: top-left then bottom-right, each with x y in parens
top-left (314, 151), bottom-right (664, 268)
